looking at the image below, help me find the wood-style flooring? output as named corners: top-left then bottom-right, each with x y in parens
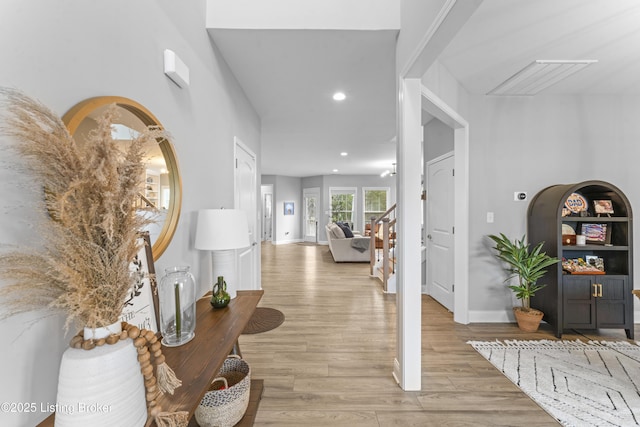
top-left (239, 242), bottom-right (637, 426)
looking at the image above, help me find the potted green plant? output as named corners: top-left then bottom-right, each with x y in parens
top-left (488, 233), bottom-right (559, 332)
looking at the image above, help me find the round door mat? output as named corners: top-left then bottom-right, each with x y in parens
top-left (242, 307), bottom-right (285, 334)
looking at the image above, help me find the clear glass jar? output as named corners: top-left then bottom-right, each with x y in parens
top-left (158, 266), bottom-right (196, 346)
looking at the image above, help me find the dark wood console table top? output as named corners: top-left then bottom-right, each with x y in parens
top-left (37, 290), bottom-right (264, 427)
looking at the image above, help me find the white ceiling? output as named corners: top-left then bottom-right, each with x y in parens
top-left (439, 0), bottom-right (640, 96)
top-left (209, 0), bottom-right (640, 177)
top-left (209, 29), bottom-right (398, 177)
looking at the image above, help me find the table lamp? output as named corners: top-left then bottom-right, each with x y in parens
top-left (194, 209), bottom-right (251, 299)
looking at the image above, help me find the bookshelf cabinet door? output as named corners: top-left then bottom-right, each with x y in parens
top-left (563, 275), bottom-right (597, 329)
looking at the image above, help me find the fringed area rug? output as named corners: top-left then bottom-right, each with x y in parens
top-left (468, 340), bottom-right (640, 427)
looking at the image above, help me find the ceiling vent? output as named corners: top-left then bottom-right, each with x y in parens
top-left (487, 60), bottom-right (598, 96)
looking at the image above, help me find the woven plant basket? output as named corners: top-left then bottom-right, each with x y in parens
top-left (195, 355), bottom-right (251, 427)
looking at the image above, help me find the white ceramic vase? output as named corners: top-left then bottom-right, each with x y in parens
top-left (55, 322), bottom-right (147, 427)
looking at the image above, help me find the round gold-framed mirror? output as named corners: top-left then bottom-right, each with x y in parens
top-left (62, 96), bottom-right (182, 260)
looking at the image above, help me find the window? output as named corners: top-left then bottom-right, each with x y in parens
top-left (363, 187), bottom-right (389, 226)
top-left (330, 187), bottom-right (356, 226)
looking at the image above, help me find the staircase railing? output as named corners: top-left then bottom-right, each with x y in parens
top-left (369, 203), bottom-right (397, 292)
top-left (135, 192), bottom-right (157, 209)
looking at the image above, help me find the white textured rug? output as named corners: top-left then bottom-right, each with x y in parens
top-left (468, 340), bottom-right (640, 427)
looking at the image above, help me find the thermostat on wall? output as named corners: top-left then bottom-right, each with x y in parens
top-left (514, 191), bottom-right (528, 201)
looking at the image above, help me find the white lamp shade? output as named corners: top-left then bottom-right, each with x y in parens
top-left (195, 209), bottom-right (251, 250)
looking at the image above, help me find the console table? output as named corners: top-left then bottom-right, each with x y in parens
top-left (37, 290), bottom-right (264, 427)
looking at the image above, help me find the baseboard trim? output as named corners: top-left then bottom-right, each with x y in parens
top-left (469, 309), bottom-right (640, 326)
top-left (468, 310), bottom-right (515, 323)
top-left (272, 239), bottom-right (303, 245)
top-left (470, 310), bottom-right (640, 324)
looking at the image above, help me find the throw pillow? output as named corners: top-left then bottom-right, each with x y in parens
top-left (336, 222), bottom-right (354, 238)
top-left (329, 223), bottom-right (345, 239)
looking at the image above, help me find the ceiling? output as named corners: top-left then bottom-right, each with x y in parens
top-left (438, 0), bottom-right (640, 96)
top-left (209, 0), bottom-right (640, 178)
top-left (209, 29), bottom-right (398, 177)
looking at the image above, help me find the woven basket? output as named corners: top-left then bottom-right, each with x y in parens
top-left (195, 355), bottom-right (251, 427)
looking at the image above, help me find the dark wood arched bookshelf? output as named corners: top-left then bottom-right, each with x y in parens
top-left (528, 180), bottom-right (633, 339)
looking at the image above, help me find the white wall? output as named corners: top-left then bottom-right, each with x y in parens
top-left (422, 60), bottom-right (470, 117)
top-left (421, 56), bottom-right (640, 322)
top-left (467, 94), bottom-right (640, 320)
top-left (273, 176), bottom-right (303, 243)
top-left (263, 174), bottom-right (397, 244)
top-left (424, 117), bottom-right (454, 162)
top-left (0, 1), bottom-right (260, 425)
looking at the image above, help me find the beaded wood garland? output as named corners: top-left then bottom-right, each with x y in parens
top-left (70, 322), bottom-right (188, 427)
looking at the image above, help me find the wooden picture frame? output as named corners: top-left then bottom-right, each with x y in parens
top-left (120, 231), bottom-right (160, 332)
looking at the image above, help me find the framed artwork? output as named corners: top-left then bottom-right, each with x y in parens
top-left (594, 200), bottom-right (614, 216)
top-left (581, 223), bottom-right (611, 245)
top-left (284, 201), bottom-right (294, 215)
top-left (120, 231), bottom-right (159, 332)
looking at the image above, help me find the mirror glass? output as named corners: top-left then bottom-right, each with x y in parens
top-left (63, 97), bottom-right (182, 260)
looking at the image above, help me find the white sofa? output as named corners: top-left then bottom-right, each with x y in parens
top-left (325, 223), bottom-right (370, 262)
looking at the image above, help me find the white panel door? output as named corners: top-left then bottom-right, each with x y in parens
top-left (426, 153), bottom-right (454, 311)
top-left (235, 139), bottom-right (259, 290)
top-left (262, 190), bottom-right (273, 241)
top-left (303, 188), bottom-right (319, 242)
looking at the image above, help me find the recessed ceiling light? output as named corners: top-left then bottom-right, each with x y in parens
top-left (332, 169), bottom-right (339, 173)
top-left (340, 152), bottom-right (348, 156)
top-left (333, 92), bottom-right (346, 101)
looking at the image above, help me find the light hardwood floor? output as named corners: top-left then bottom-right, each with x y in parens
top-left (239, 242), bottom-right (637, 426)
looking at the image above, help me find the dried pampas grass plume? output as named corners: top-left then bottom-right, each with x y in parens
top-left (0, 88), bottom-right (168, 329)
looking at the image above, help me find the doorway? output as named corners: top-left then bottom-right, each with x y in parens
top-left (261, 185), bottom-right (273, 242)
top-left (421, 85), bottom-right (469, 324)
top-left (303, 187), bottom-right (319, 243)
top-left (234, 138), bottom-right (259, 290)
top-left (425, 152), bottom-right (454, 311)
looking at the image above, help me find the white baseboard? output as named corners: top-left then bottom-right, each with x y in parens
top-left (272, 239), bottom-right (303, 245)
top-left (468, 310), bottom-right (516, 323)
top-left (469, 309), bottom-right (640, 327)
top-left (470, 309), bottom-right (640, 324)
top-left (385, 275), bottom-right (397, 294)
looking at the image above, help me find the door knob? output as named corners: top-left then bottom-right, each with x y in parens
top-left (427, 234), bottom-right (432, 240)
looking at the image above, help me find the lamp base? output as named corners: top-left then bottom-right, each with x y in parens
top-left (212, 250), bottom-right (238, 299)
